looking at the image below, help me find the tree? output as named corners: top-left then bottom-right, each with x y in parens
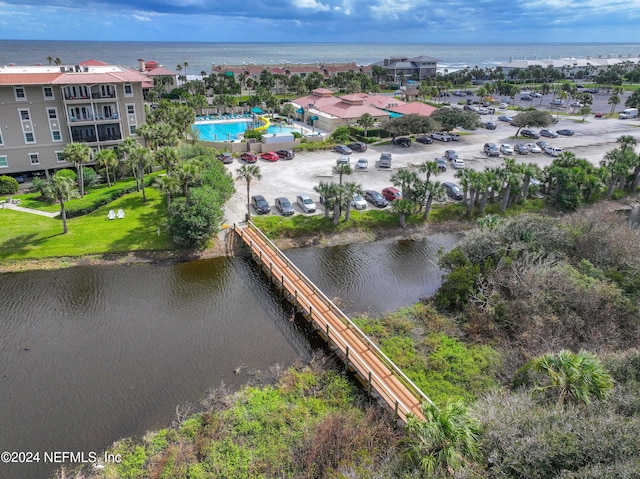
top-left (93, 149), bottom-right (118, 188)
top-left (314, 181), bottom-right (338, 220)
top-left (625, 89), bottom-right (640, 109)
top-left (391, 198), bottom-right (416, 227)
top-left (608, 94), bottom-right (620, 117)
top-left (62, 142), bottom-right (91, 197)
top-left (357, 112), bottom-right (375, 137)
top-left (383, 114), bottom-right (438, 139)
top-left (527, 350), bottom-right (614, 405)
top-left (41, 173), bottom-right (78, 234)
top-left (236, 164), bottom-right (262, 221)
top-left (423, 181), bottom-right (445, 220)
top-left (430, 107), bottom-right (481, 132)
top-left (342, 181), bottom-right (362, 222)
top-left (155, 174), bottom-right (181, 208)
top-left (281, 103), bottom-right (296, 123)
top-left (404, 400), bottom-right (481, 477)
top-left (334, 162), bottom-right (352, 186)
top-left (129, 147), bottom-right (155, 202)
top-left (0, 175), bottom-right (19, 195)
top-left (167, 188), bottom-right (223, 248)
top-left (330, 126), bottom-right (351, 143)
top-left (511, 110), bottom-right (553, 138)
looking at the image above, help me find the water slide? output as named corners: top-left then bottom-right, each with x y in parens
top-left (254, 116), bottom-right (270, 132)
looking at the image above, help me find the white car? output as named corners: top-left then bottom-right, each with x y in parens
top-left (351, 193), bottom-right (367, 210)
top-left (500, 144), bottom-right (514, 155)
top-left (525, 143), bottom-right (542, 153)
top-left (452, 158), bottom-right (466, 169)
top-left (544, 146), bottom-right (563, 157)
top-left (499, 102), bottom-right (509, 109)
top-left (296, 194), bottom-right (317, 213)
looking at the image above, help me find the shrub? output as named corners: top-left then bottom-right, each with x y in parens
top-left (54, 168), bottom-right (77, 181)
top-left (0, 175), bottom-right (19, 195)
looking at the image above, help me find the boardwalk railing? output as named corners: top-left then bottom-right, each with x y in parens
top-left (235, 221), bottom-right (433, 422)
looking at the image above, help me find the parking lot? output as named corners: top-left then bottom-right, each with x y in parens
top-left (224, 113), bottom-right (640, 224)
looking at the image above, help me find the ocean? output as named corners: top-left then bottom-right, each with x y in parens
top-left (1, 40), bottom-right (640, 76)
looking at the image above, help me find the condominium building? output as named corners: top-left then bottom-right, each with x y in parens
top-left (0, 61), bottom-right (150, 179)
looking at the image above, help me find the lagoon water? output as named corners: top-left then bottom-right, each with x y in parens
top-left (0, 233), bottom-right (458, 477)
top-left (1, 40), bottom-right (639, 77)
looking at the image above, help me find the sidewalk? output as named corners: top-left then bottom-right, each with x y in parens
top-left (1, 202), bottom-right (60, 217)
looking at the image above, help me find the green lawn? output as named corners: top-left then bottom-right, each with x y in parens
top-left (0, 187), bottom-right (171, 260)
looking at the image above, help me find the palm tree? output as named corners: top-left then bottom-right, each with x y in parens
top-left (93, 149), bottom-right (118, 188)
top-left (357, 112), bottom-right (375, 138)
top-left (423, 181), bottom-right (444, 220)
top-left (175, 158), bottom-right (203, 198)
top-left (314, 181), bottom-right (337, 220)
top-left (54, 58), bottom-right (62, 66)
top-left (183, 61), bottom-right (189, 81)
top-left (391, 199), bottom-right (416, 227)
top-left (405, 400), bottom-right (481, 477)
top-left (155, 174), bottom-right (180, 208)
top-left (342, 181), bottom-right (362, 222)
top-left (608, 94), bottom-right (620, 117)
top-left (281, 103), bottom-right (296, 123)
top-left (391, 168), bottom-right (418, 201)
top-left (41, 174), bottom-right (78, 234)
top-left (128, 146), bottom-right (155, 202)
top-left (117, 137), bottom-right (141, 188)
top-left (62, 142), bottom-right (91, 197)
top-left (334, 162), bottom-right (352, 186)
top-left (46, 56), bottom-right (53, 65)
top-left (236, 164), bottom-right (262, 221)
top-left (176, 64), bottom-right (183, 86)
top-left (530, 350), bottom-right (614, 405)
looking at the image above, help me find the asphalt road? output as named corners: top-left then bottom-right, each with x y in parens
top-left (224, 113), bottom-right (639, 225)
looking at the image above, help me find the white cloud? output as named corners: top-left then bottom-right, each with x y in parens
top-left (292, 0), bottom-right (331, 12)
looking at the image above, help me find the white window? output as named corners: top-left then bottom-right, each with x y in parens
top-left (129, 125), bottom-right (137, 135)
top-left (25, 132), bottom-right (35, 143)
top-left (52, 130), bottom-right (62, 141)
top-left (124, 83), bottom-right (133, 96)
top-left (127, 104), bottom-right (135, 114)
top-left (20, 110), bottom-right (30, 121)
top-left (56, 151), bottom-right (65, 162)
top-left (0, 156), bottom-right (7, 167)
top-left (29, 153), bottom-right (40, 165)
top-left (14, 86), bottom-right (26, 101)
top-left (43, 86), bottom-right (54, 99)
top-left (47, 108), bottom-right (58, 119)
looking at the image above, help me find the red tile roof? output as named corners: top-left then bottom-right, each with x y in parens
top-left (387, 102), bottom-right (437, 116)
top-left (80, 59), bottom-right (109, 66)
top-left (0, 73), bottom-right (61, 85)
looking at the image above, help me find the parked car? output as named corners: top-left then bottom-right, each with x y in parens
top-left (436, 158), bottom-right (447, 171)
top-left (499, 102), bottom-right (509, 109)
top-left (276, 149), bottom-right (295, 160)
top-left (251, 195), bottom-right (270, 214)
top-left (520, 95), bottom-right (533, 101)
top-left (544, 146), bottom-right (563, 157)
top-left (520, 129), bottom-right (539, 139)
top-left (217, 152), bottom-right (233, 164)
top-left (260, 151), bottom-right (280, 162)
top-left (452, 158), bottom-right (466, 169)
top-left (550, 99), bottom-right (565, 106)
top-left (500, 144), bottom-right (514, 155)
top-left (526, 143), bottom-right (542, 153)
top-left (484, 143), bottom-right (500, 157)
top-left (444, 150), bottom-right (458, 161)
top-left (570, 101), bottom-right (583, 108)
top-left (556, 129), bottom-right (575, 136)
top-left (536, 140), bottom-right (551, 150)
top-left (355, 158), bottom-right (368, 170)
top-left (431, 132), bottom-right (453, 141)
top-left (381, 187), bottom-right (402, 201)
top-left (240, 152), bottom-right (258, 163)
top-left (351, 193), bottom-right (367, 210)
top-left (335, 156), bottom-right (351, 168)
top-left (442, 182), bottom-right (463, 201)
top-left (416, 135), bottom-right (434, 144)
top-left (274, 197), bottom-right (294, 216)
top-left (392, 137), bottom-right (412, 147)
top-left (514, 143), bottom-right (530, 155)
top-left (594, 111), bottom-right (604, 118)
top-left (348, 142), bottom-right (367, 152)
top-left (498, 115), bottom-right (513, 122)
top-left (364, 190), bottom-right (389, 207)
top-left (540, 129), bottom-right (558, 138)
top-left (484, 121), bottom-right (497, 130)
top-left (334, 144), bottom-right (352, 154)
top-left (376, 153), bottom-right (392, 168)
top-left (296, 194), bottom-right (317, 213)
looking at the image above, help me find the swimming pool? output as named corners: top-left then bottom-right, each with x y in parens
top-left (193, 120), bottom-right (302, 142)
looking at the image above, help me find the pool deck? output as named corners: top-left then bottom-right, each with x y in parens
top-left (194, 115), bottom-right (324, 141)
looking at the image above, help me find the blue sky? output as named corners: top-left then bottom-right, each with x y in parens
top-left (0, 0), bottom-right (638, 42)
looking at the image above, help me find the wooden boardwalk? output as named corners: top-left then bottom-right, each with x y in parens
top-left (234, 222), bottom-right (431, 423)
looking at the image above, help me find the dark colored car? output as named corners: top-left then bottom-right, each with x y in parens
top-left (536, 140), bottom-right (551, 150)
top-left (416, 135), bottom-right (434, 144)
top-left (444, 150), bottom-right (458, 161)
top-left (381, 187), bottom-right (402, 201)
top-left (539, 129), bottom-right (558, 138)
top-left (436, 158), bottom-right (447, 171)
top-left (520, 129), bottom-right (539, 139)
top-left (442, 182), bottom-right (464, 201)
top-left (251, 195), bottom-right (270, 214)
top-left (274, 197), bottom-right (294, 216)
top-left (276, 149), bottom-right (295, 160)
top-left (364, 190), bottom-right (389, 207)
top-left (556, 129), bottom-right (575, 136)
top-left (392, 137), bottom-right (412, 147)
top-left (484, 142), bottom-right (500, 157)
top-left (240, 152), bottom-right (258, 163)
top-left (334, 144), bottom-right (352, 154)
top-left (498, 115), bottom-right (514, 122)
top-left (514, 143), bottom-right (530, 155)
top-left (484, 121), bottom-right (497, 130)
top-left (348, 142), bottom-right (367, 152)
top-left (216, 152), bottom-right (233, 164)
top-left (260, 151), bottom-right (280, 162)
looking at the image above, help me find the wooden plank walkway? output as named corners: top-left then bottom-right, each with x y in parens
top-left (234, 222), bottom-right (431, 423)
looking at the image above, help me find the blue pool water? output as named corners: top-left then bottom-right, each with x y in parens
top-left (194, 120), bottom-right (301, 141)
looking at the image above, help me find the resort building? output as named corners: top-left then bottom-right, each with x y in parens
top-left (498, 54), bottom-right (640, 78)
top-left (371, 56), bottom-right (439, 84)
top-left (0, 61), bottom-right (149, 179)
top-left (289, 88), bottom-right (436, 132)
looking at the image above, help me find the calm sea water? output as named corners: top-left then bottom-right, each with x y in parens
top-left (1, 40), bottom-right (639, 76)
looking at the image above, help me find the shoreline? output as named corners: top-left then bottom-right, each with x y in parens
top-left (0, 220), bottom-right (472, 274)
